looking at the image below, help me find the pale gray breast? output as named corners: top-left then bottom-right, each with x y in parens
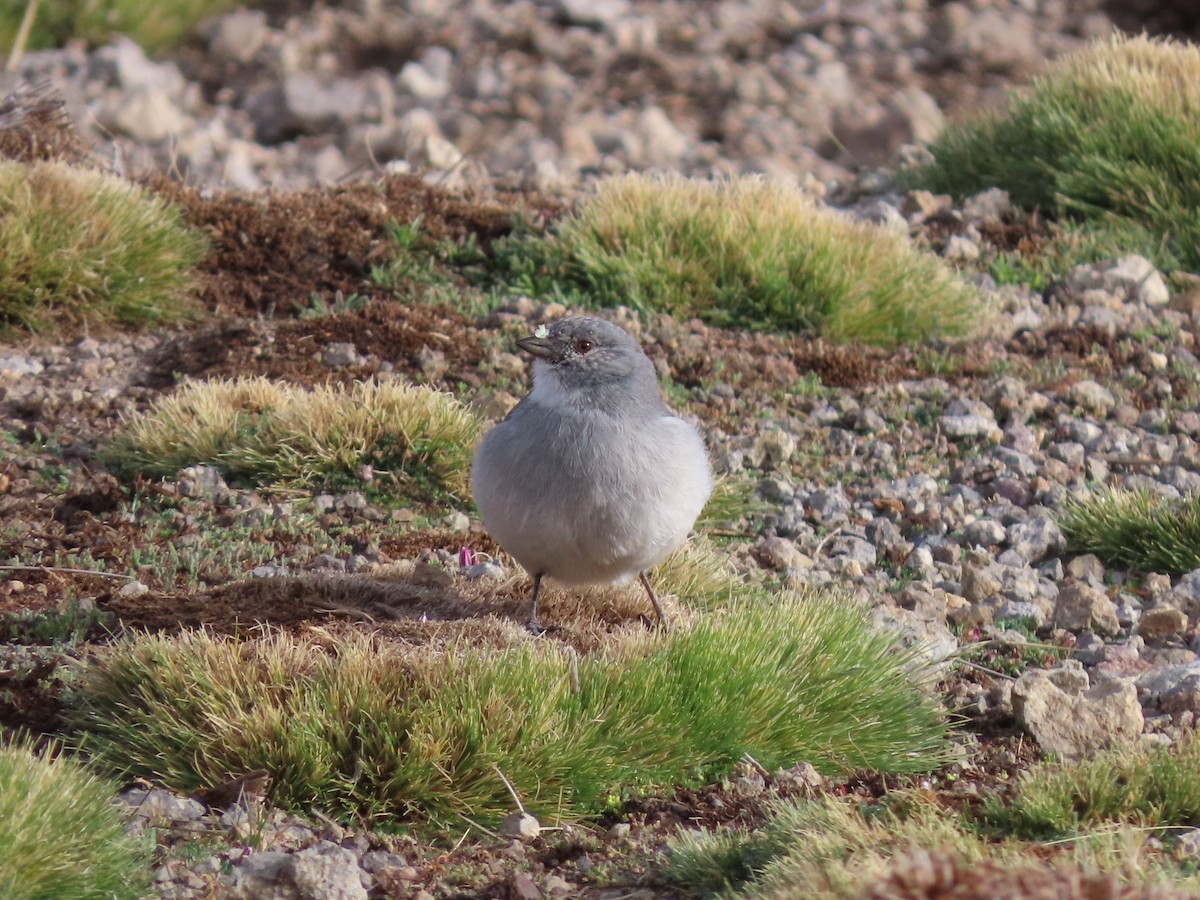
top-left (472, 400), bottom-right (711, 580)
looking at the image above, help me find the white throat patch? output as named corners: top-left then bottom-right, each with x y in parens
top-left (528, 359), bottom-right (578, 412)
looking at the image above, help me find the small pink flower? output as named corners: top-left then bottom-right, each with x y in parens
top-left (458, 546), bottom-right (478, 568)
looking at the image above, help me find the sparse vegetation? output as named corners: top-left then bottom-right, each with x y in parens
top-left (104, 376), bottom-right (480, 500)
top-left (981, 731), bottom-right (1200, 840)
top-left (71, 593), bottom-right (949, 829)
top-left (951, 618), bottom-right (1071, 679)
top-left (492, 173), bottom-right (981, 345)
top-left (0, 160), bottom-right (206, 334)
top-left (1059, 484), bottom-right (1200, 576)
top-left (908, 34), bottom-right (1200, 271)
top-left (665, 788), bottom-right (1200, 898)
top-left (0, 741), bottom-right (152, 900)
top-left (1, 0), bottom-right (248, 54)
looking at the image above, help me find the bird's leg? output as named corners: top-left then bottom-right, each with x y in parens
top-left (527, 572), bottom-right (545, 634)
top-left (638, 571), bottom-right (668, 628)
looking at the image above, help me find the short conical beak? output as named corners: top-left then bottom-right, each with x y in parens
top-left (516, 335), bottom-right (556, 359)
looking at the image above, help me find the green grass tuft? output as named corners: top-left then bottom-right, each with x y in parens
top-left (104, 376), bottom-right (480, 500)
top-left (1059, 484), bottom-right (1200, 576)
top-left (0, 160), bottom-right (206, 334)
top-left (981, 731), bottom-right (1200, 840)
top-left (906, 34), bottom-right (1200, 271)
top-left (71, 593), bottom-right (949, 830)
top-left (492, 173), bottom-right (981, 346)
top-left (0, 741), bottom-right (152, 900)
top-left (1, 0), bottom-right (248, 54)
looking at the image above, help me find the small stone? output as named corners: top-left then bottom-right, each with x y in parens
top-left (556, 0), bottom-right (630, 27)
top-left (209, 8), bottom-right (268, 63)
top-left (754, 429), bottom-right (796, 469)
top-left (1012, 671), bottom-right (1143, 760)
top-left (608, 822), bottom-right (631, 839)
top-left (962, 518), bottom-right (1006, 546)
top-left (939, 414), bottom-right (999, 440)
top-left (443, 511), bottom-right (470, 532)
top-left (500, 812), bottom-right (541, 840)
top-left (175, 465), bottom-right (231, 502)
top-left (1054, 582), bottom-right (1120, 636)
top-left (1175, 829), bottom-right (1200, 860)
top-left (118, 580), bottom-right (149, 598)
top-left (511, 873), bottom-right (543, 900)
top-left (1067, 380), bottom-right (1116, 415)
top-left (1006, 515), bottom-right (1067, 565)
top-left (466, 562), bottom-right (505, 580)
top-left (323, 342), bottom-right (364, 367)
top-left (288, 842), bottom-right (368, 900)
top-left (104, 87), bottom-right (188, 142)
top-left (1138, 606), bottom-right (1189, 643)
top-left (962, 188), bottom-right (1012, 225)
top-left (943, 235), bottom-right (980, 262)
top-left (120, 788), bottom-right (206, 824)
top-left (755, 536), bottom-right (802, 571)
top-left (1069, 255), bottom-right (1169, 308)
top-left (0, 355), bottom-right (44, 376)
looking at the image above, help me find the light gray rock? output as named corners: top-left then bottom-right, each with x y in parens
top-left (0, 355), bottom-right (45, 377)
top-left (1005, 515), bottom-right (1066, 564)
top-left (870, 605), bottom-right (958, 673)
top-left (826, 535), bottom-right (876, 568)
top-left (556, 0), bottom-right (630, 28)
top-left (175, 465), bottom-right (232, 503)
top-left (805, 486), bottom-right (850, 526)
top-left (209, 8), bottom-right (269, 63)
top-left (224, 842), bottom-right (367, 899)
top-left (1053, 582), bottom-right (1120, 636)
top-left (120, 788), bottom-right (206, 824)
top-left (635, 106), bottom-right (689, 167)
top-left (501, 811), bottom-right (542, 840)
top-left (1136, 661), bottom-right (1200, 706)
top-left (1066, 380), bottom-right (1116, 415)
top-left (103, 86), bottom-right (189, 141)
top-left (961, 188), bottom-right (1012, 226)
top-left (1160, 674), bottom-right (1200, 718)
top-left (323, 343), bottom-right (364, 367)
top-left (118, 579), bottom-right (149, 598)
top-left (1012, 670), bottom-right (1143, 760)
top-left (962, 518), bottom-right (1006, 546)
top-left (939, 415), bottom-right (998, 441)
top-left (1069, 255), bottom-right (1169, 308)
top-left (755, 536), bottom-right (804, 571)
top-left (1166, 569), bottom-right (1200, 626)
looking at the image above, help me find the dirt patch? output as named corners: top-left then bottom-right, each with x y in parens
top-left (140, 300), bottom-right (488, 390)
top-left (145, 174), bottom-right (525, 317)
top-left (0, 655), bottom-right (67, 737)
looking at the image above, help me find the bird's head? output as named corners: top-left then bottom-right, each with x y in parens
top-left (517, 317), bottom-right (660, 412)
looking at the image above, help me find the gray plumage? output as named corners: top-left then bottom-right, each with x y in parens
top-left (471, 316), bottom-right (713, 627)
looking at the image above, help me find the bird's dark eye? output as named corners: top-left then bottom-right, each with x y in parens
top-left (574, 339), bottom-right (595, 354)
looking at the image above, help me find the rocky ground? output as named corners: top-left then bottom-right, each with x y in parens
top-left (4, 0), bottom-right (1200, 897)
top-left (6, 0), bottom-right (1196, 195)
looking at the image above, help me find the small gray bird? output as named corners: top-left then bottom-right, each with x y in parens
top-left (472, 316), bottom-right (712, 629)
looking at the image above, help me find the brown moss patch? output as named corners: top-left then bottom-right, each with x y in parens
top-left (144, 174), bottom-right (522, 317)
top-left (140, 301), bottom-right (488, 390)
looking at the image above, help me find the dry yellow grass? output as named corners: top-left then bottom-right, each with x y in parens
top-left (108, 376), bottom-right (480, 497)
